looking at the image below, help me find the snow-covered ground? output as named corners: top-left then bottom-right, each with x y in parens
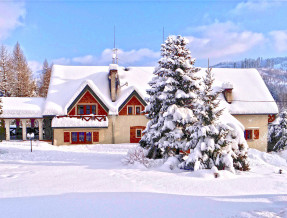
top-left (0, 141), bottom-right (287, 218)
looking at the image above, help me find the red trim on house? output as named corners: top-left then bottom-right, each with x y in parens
top-left (70, 131), bottom-right (93, 144)
top-left (119, 96), bottom-right (145, 115)
top-left (268, 114), bottom-right (276, 123)
top-left (68, 90), bottom-right (108, 116)
top-left (64, 132), bottom-right (70, 142)
top-left (56, 115), bottom-right (107, 122)
top-left (130, 126), bottom-right (145, 143)
top-left (93, 132), bottom-right (99, 142)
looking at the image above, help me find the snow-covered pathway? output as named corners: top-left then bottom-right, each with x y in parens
top-left (0, 141), bottom-right (287, 218)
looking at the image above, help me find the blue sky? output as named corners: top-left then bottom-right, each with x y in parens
top-left (1, 0), bottom-right (287, 72)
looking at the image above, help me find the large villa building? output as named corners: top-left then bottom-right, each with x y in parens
top-left (0, 64), bottom-right (278, 151)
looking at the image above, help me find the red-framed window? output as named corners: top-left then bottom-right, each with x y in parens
top-left (71, 132), bottom-right (93, 144)
top-left (136, 129), bottom-right (142, 138)
top-left (245, 130), bottom-right (252, 140)
top-left (77, 105), bottom-right (97, 115)
top-left (244, 129), bottom-right (260, 140)
top-left (127, 105), bottom-right (142, 115)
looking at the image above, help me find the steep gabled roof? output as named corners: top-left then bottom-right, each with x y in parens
top-left (118, 90), bottom-right (147, 112)
top-left (43, 65), bottom-right (278, 116)
top-left (65, 81), bottom-right (109, 114)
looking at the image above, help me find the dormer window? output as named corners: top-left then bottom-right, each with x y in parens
top-left (128, 106), bottom-right (133, 115)
top-left (77, 105), bottom-right (97, 115)
top-left (135, 106), bottom-right (141, 115)
top-left (78, 105), bottom-right (84, 115)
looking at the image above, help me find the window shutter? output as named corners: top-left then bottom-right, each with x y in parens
top-left (93, 132), bottom-right (99, 142)
top-left (244, 130), bottom-right (247, 140)
top-left (64, 132), bottom-right (70, 142)
top-left (254, 129), bottom-right (259, 139)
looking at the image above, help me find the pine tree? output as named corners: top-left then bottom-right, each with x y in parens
top-left (140, 35), bottom-right (200, 158)
top-left (272, 110), bottom-right (287, 151)
top-left (39, 59), bottom-right (52, 97)
top-left (181, 66), bottom-right (249, 172)
top-left (12, 42), bottom-right (36, 97)
top-left (0, 45), bottom-right (15, 96)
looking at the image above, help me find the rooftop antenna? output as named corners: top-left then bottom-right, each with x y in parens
top-left (112, 25), bottom-right (118, 64)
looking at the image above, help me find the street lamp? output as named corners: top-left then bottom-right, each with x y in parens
top-left (27, 132), bottom-right (35, 152)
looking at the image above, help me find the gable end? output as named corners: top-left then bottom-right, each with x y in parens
top-left (118, 90), bottom-right (147, 113)
top-left (67, 85), bottom-right (109, 114)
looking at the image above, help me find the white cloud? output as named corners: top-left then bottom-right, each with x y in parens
top-left (269, 30), bottom-right (287, 52)
top-left (0, 0), bottom-right (26, 40)
top-left (52, 57), bottom-right (71, 65)
top-left (28, 60), bottom-right (42, 73)
top-left (185, 21), bottom-right (265, 60)
top-left (55, 48), bottom-right (160, 67)
top-left (231, 0), bottom-right (280, 14)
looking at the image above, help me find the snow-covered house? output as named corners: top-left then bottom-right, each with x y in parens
top-left (0, 65), bottom-right (278, 151)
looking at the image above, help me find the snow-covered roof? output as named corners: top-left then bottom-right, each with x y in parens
top-left (203, 68), bottom-right (278, 115)
top-left (43, 65), bottom-right (154, 116)
top-left (52, 116), bottom-right (108, 128)
top-left (0, 97), bottom-right (45, 118)
top-left (44, 65), bottom-right (278, 116)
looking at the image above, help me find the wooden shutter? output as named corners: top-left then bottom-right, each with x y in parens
top-left (64, 132), bottom-right (70, 143)
top-left (254, 129), bottom-right (259, 139)
top-left (93, 132), bottom-right (99, 142)
top-left (244, 130), bottom-right (252, 140)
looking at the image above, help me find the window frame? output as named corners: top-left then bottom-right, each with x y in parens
top-left (244, 128), bottom-right (260, 140)
top-left (135, 105), bottom-right (141, 115)
top-left (127, 105), bottom-right (134, 115)
top-left (70, 131), bottom-right (94, 144)
top-left (76, 104), bottom-right (98, 115)
top-left (136, 129), bottom-right (142, 138)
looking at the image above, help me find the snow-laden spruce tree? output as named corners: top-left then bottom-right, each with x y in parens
top-left (180, 67), bottom-right (249, 172)
top-left (140, 35), bottom-right (201, 158)
top-left (271, 110), bottom-right (287, 151)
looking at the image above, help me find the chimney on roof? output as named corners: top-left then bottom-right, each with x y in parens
top-left (109, 64), bottom-right (119, 102)
top-left (222, 82), bottom-right (233, 104)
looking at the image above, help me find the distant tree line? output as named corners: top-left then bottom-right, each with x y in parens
top-left (258, 68), bottom-right (287, 111)
top-left (0, 43), bottom-right (52, 98)
top-left (213, 56), bottom-right (287, 69)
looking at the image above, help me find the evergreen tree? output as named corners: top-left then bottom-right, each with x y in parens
top-left (181, 66), bottom-right (249, 171)
top-left (272, 110), bottom-right (287, 151)
top-left (12, 42), bottom-right (36, 97)
top-left (140, 35), bottom-right (200, 158)
top-left (39, 59), bottom-right (52, 97)
top-left (0, 45), bottom-right (15, 96)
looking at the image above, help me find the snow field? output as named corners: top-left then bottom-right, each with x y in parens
top-left (0, 141), bottom-right (287, 218)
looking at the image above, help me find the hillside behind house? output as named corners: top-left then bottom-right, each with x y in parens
top-left (213, 57), bottom-right (287, 110)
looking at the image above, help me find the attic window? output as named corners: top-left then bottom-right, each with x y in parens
top-left (77, 105), bottom-right (97, 115)
top-left (135, 106), bottom-right (141, 115)
top-left (128, 106), bottom-right (133, 115)
top-left (78, 105), bottom-right (84, 115)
